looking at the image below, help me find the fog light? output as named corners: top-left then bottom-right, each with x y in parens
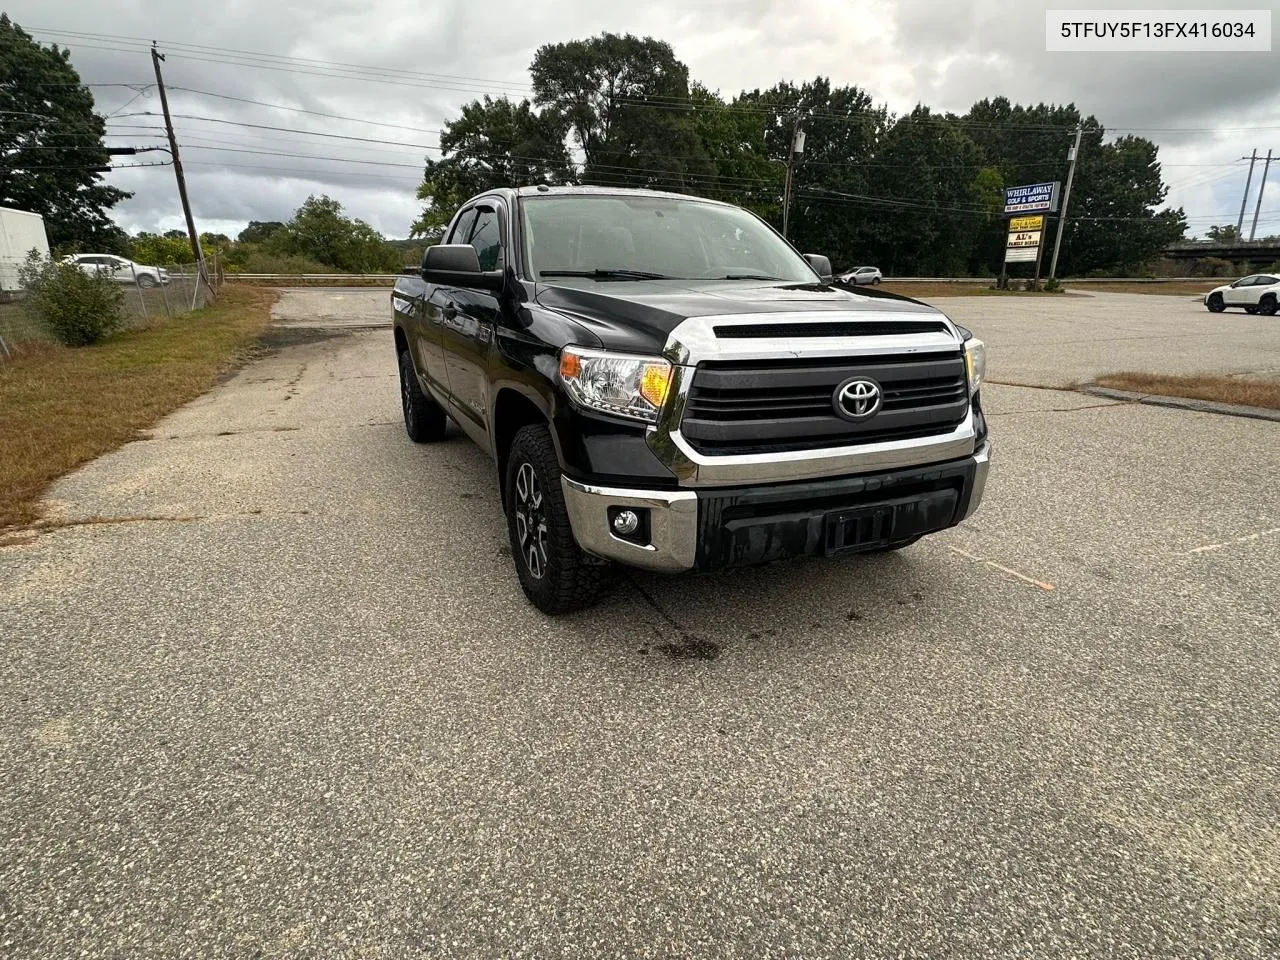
top-left (612, 509), bottom-right (640, 536)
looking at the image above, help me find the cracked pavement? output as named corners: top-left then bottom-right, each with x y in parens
top-left (2, 289), bottom-right (1278, 958)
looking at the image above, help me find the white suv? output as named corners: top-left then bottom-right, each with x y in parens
top-left (63, 254), bottom-right (170, 288)
top-left (1204, 274), bottom-right (1279, 315)
top-left (839, 266), bottom-right (882, 286)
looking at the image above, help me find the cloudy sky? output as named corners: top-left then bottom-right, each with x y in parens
top-left (8, 0), bottom-right (1280, 240)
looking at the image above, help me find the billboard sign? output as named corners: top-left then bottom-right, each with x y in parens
top-left (1005, 225), bottom-right (1043, 263)
top-left (1009, 215), bottom-right (1045, 232)
top-left (1004, 182), bottom-right (1060, 215)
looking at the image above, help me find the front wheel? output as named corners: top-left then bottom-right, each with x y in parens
top-left (1206, 293), bottom-right (1225, 313)
top-left (137, 274), bottom-right (158, 288)
top-left (505, 424), bottom-right (614, 615)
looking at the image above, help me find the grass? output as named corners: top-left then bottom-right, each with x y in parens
top-left (0, 286), bottom-right (277, 531)
top-left (1094, 372), bottom-right (1280, 410)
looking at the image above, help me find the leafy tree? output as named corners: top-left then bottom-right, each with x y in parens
top-left (412, 96), bottom-right (571, 239)
top-left (0, 14), bottom-right (130, 252)
top-left (688, 83), bottom-right (780, 219)
top-left (736, 78), bottom-right (886, 264)
top-left (531, 32), bottom-right (712, 189)
top-left (1206, 224), bottom-right (1240, 242)
top-left (273, 195), bottom-right (400, 272)
top-left (237, 221), bottom-right (285, 244)
top-left (1063, 135), bottom-right (1186, 275)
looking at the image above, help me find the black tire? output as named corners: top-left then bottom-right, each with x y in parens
top-left (137, 274), bottom-right (158, 288)
top-left (398, 348), bottom-right (447, 443)
top-left (873, 277), bottom-right (881, 285)
top-left (1259, 295), bottom-right (1277, 316)
top-left (1206, 293), bottom-right (1225, 313)
top-left (505, 424), bottom-right (614, 615)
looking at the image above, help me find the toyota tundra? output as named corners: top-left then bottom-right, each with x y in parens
top-left (392, 186), bottom-right (990, 614)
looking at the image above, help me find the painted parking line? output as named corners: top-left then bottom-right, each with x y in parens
top-left (948, 546), bottom-right (1056, 592)
top-left (1186, 526), bottom-right (1280, 555)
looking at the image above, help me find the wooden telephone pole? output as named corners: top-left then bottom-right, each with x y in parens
top-left (151, 43), bottom-right (212, 300)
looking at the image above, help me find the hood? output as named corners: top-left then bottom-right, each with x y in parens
top-left (533, 278), bottom-right (945, 354)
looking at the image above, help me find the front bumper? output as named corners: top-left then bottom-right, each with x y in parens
top-left (562, 441), bottom-right (990, 573)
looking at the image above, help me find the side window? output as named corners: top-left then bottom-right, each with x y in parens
top-left (468, 207), bottom-right (505, 272)
top-left (446, 208), bottom-right (477, 246)
top-left (1260, 276), bottom-right (1280, 286)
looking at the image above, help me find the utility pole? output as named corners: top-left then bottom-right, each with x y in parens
top-left (151, 43), bottom-right (212, 299)
top-left (1236, 149), bottom-right (1258, 236)
top-left (782, 116), bottom-right (805, 240)
top-left (1048, 125), bottom-right (1083, 282)
top-left (1248, 149), bottom-right (1272, 241)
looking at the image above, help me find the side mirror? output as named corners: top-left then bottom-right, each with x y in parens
top-left (803, 253), bottom-right (833, 283)
top-left (421, 244), bottom-right (503, 291)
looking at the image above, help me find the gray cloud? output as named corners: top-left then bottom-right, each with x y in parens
top-left (6, 0), bottom-right (1279, 240)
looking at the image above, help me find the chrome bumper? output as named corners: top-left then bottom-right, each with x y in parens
top-left (561, 442), bottom-right (992, 573)
top-left (560, 479), bottom-right (698, 571)
top-left (959, 440), bottom-right (991, 522)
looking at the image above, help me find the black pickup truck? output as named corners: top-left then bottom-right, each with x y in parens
top-left (392, 185), bottom-right (989, 614)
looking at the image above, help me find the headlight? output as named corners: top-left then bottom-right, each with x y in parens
top-left (559, 346), bottom-right (673, 422)
top-left (963, 337), bottom-right (985, 394)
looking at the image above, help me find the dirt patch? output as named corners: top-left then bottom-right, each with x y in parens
top-left (1068, 282), bottom-right (1218, 297)
top-left (1093, 372), bottom-right (1280, 411)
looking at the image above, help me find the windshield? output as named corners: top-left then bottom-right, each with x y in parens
top-left (519, 194), bottom-right (819, 283)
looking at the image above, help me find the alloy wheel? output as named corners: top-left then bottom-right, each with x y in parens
top-left (513, 461), bottom-right (549, 580)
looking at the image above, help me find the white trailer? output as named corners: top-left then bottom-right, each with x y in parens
top-left (0, 206), bottom-right (52, 294)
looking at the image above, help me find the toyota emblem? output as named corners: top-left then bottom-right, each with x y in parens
top-left (833, 377), bottom-right (883, 421)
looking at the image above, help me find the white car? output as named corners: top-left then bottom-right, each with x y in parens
top-left (63, 253), bottom-right (170, 288)
top-left (1204, 273), bottom-right (1279, 315)
top-left (839, 266), bottom-right (882, 286)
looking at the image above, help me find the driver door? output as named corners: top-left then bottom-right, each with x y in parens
top-left (1224, 276), bottom-right (1257, 305)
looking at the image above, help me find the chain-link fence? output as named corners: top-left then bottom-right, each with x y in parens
top-left (0, 256), bottom-right (219, 356)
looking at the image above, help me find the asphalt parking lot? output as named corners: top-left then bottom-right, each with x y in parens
top-left (2, 289), bottom-right (1278, 957)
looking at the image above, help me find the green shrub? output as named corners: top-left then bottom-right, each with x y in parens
top-left (18, 251), bottom-right (124, 346)
top-left (226, 250), bottom-right (340, 275)
top-left (1044, 277), bottom-right (1062, 292)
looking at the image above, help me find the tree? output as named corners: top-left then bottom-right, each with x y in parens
top-left (688, 83), bottom-right (780, 219)
top-left (735, 78), bottom-right (886, 267)
top-left (862, 107), bottom-right (994, 276)
top-left (961, 98), bottom-right (1184, 275)
top-left (237, 221), bottom-right (285, 244)
top-left (1062, 135), bottom-right (1186, 275)
top-left (412, 96), bottom-right (571, 239)
top-left (1206, 224), bottom-right (1241, 242)
top-left (273, 195), bottom-right (400, 273)
top-left (0, 14), bottom-right (129, 252)
top-left (531, 32), bottom-right (712, 190)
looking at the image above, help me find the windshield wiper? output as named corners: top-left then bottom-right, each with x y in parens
top-left (719, 273), bottom-right (787, 281)
top-left (539, 269), bottom-right (671, 280)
